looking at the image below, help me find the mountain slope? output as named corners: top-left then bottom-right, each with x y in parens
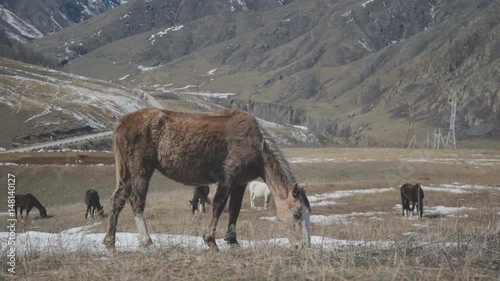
top-left (0, 57), bottom-right (144, 149)
top-left (0, 0), bottom-right (122, 42)
top-left (28, 0), bottom-right (500, 147)
top-left (0, 56), bottom-right (321, 150)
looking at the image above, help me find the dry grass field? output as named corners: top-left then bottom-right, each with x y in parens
top-left (0, 147), bottom-right (499, 280)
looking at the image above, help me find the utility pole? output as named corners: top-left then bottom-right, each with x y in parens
top-left (445, 93), bottom-right (457, 149)
top-left (404, 101), bottom-right (416, 149)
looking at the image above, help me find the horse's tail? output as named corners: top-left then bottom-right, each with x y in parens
top-left (113, 131), bottom-right (127, 187)
top-left (400, 184), bottom-right (406, 215)
top-left (197, 190), bottom-right (212, 205)
top-left (417, 184), bottom-right (424, 218)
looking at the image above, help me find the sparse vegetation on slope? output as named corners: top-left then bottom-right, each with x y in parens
top-left (25, 0), bottom-right (500, 147)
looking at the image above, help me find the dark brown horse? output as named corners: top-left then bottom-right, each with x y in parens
top-left (189, 185), bottom-right (211, 214)
top-left (104, 108), bottom-right (311, 251)
top-left (15, 194), bottom-right (47, 219)
top-left (85, 189), bottom-right (104, 219)
top-left (400, 183), bottom-right (424, 218)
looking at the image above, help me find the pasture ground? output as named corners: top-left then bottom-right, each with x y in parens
top-left (0, 147), bottom-right (499, 280)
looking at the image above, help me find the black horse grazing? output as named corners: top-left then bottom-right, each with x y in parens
top-left (85, 189), bottom-right (104, 219)
top-left (400, 183), bottom-right (424, 218)
top-left (189, 185), bottom-right (211, 214)
top-left (15, 194), bottom-right (47, 219)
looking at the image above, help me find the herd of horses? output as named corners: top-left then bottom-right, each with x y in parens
top-left (14, 108), bottom-right (427, 252)
top-left (14, 181), bottom-right (425, 219)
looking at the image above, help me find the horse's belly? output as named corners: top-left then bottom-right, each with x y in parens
top-left (158, 158), bottom-right (221, 186)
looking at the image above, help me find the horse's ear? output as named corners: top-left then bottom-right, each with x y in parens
top-left (292, 183), bottom-right (300, 198)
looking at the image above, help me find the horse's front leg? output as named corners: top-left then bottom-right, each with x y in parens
top-left (409, 202), bottom-right (416, 218)
top-left (264, 194), bottom-right (270, 209)
top-left (224, 184), bottom-right (246, 245)
top-left (402, 198), bottom-right (408, 217)
top-left (25, 206), bottom-right (32, 218)
top-left (203, 185), bottom-right (231, 251)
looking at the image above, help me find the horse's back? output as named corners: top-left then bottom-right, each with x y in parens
top-left (401, 183), bottom-right (423, 201)
top-left (19, 194), bottom-right (37, 206)
top-left (85, 189), bottom-right (101, 206)
top-left (115, 108), bottom-right (264, 185)
top-left (14, 194), bottom-right (25, 207)
top-left (249, 181), bottom-right (271, 196)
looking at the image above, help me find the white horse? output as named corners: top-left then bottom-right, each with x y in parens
top-left (248, 181), bottom-right (272, 209)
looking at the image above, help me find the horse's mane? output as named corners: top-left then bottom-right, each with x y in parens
top-left (257, 121), bottom-right (296, 184)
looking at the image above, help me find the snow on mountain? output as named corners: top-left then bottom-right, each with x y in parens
top-left (0, 0), bottom-right (122, 42)
top-left (0, 4), bottom-right (44, 42)
top-left (0, 57), bottom-right (145, 142)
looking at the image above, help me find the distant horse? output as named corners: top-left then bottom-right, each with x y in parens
top-left (400, 183), bottom-right (424, 218)
top-left (104, 108), bottom-right (311, 251)
top-left (248, 181), bottom-right (272, 209)
top-left (75, 154), bottom-right (88, 164)
top-left (190, 185), bottom-right (211, 214)
top-left (85, 189), bottom-right (104, 219)
top-left (15, 194), bottom-right (47, 219)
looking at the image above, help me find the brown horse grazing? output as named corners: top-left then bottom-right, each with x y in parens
top-left (104, 108), bottom-right (311, 251)
top-left (400, 183), bottom-right (424, 218)
top-left (85, 189), bottom-right (104, 219)
top-left (189, 185), bottom-right (211, 214)
top-left (15, 194), bottom-right (47, 219)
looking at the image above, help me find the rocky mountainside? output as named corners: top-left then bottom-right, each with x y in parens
top-left (0, 56), bottom-right (321, 150)
top-left (23, 0), bottom-right (500, 147)
top-left (0, 0), bottom-right (122, 42)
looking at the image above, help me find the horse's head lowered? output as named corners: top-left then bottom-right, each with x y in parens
top-left (275, 183), bottom-right (311, 247)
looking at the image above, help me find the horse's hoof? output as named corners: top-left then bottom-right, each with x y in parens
top-left (140, 238), bottom-right (154, 248)
top-left (224, 235), bottom-right (239, 245)
top-left (203, 234), bottom-right (219, 251)
top-left (139, 243), bottom-right (158, 253)
top-left (104, 243), bottom-right (117, 254)
top-left (103, 237), bottom-right (115, 251)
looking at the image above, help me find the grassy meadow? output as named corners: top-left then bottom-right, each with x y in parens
top-left (0, 147), bottom-right (499, 280)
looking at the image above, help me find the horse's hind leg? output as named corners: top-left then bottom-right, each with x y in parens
top-left (250, 192), bottom-right (256, 209)
top-left (104, 180), bottom-right (132, 250)
top-left (85, 205), bottom-right (90, 219)
top-left (129, 174), bottom-right (154, 248)
top-left (204, 185), bottom-right (231, 250)
top-left (401, 194), bottom-right (408, 216)
top-left (224, 184), bottom-right (246, 245)
top-left (201, 200), bottom-right (206, 213)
